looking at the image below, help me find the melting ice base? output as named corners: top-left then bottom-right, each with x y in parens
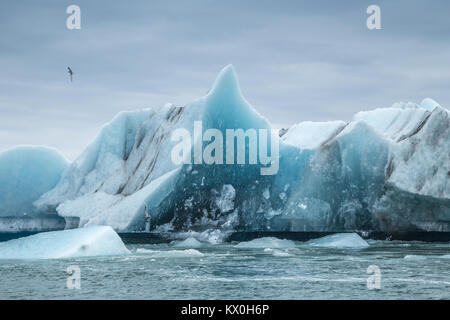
top-left (0, 226), bottom-right (130, 260)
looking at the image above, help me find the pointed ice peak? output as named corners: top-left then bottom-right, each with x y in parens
top-left (421, 98), bottom-right (441, 112)
top-left (207, 64), bottom-right (243, 102)
top-left (203, 64), bottom-right (271, 131)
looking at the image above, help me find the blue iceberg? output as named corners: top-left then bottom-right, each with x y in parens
top-left (1, 65), bottom-right (448, 237)
top-left (0, 145), bottom-right (68, 217)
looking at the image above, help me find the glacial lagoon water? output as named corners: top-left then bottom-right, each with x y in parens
top-left (0, 239), bottom-right (449, 299)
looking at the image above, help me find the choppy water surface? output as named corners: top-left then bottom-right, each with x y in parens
top-left (0, 240), bottom-right (449, 299)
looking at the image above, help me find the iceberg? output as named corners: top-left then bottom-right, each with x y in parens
top-left (0, 146), bottom-right (68, 217)
top-left (235, 237), bottom-right (296, 249)
top-left (1, 64), bottom-right (445, 237)
top-left (0, 226), bottom-right (130, 259)
top-left (35, 65), bottom-right (277, 232)
top-left (307, 233), bottom-right (369, 249)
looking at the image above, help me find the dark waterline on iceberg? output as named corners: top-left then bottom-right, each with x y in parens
top-left (117, 231), bottom-right (450, 244)
top-left (0, 240), bottom-right (449, 299)
top-left (3, 231), bottom-right (450, 243)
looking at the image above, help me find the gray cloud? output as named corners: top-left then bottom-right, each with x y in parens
top-left (1, 0), bottom-right (449, 160)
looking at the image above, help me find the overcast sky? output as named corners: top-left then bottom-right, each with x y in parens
top-left (1, 0), bottom-right (449, 160)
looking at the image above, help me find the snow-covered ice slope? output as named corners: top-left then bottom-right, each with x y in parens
top-left (352, 102), bottom-right (429, 141)
top-left (28, 65), bottom-right (449, 234)
top-left (35, 109), bottom-right (155, 210)
top-left (372, 103), bottom-right (450, 232)
top-left (56, 168), bottom-right (180, 230)
top-left (387, 104), bottom-right (449, 199)
top-left (281, 121), bottom-right (346, 149)
top-left (0, 146), bottom-right (68, 217)
top-left (0, 226), bottom-right (129, 259)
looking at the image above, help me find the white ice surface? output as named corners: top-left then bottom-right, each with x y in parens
top-left (0, 226), bottom-right (130, 259)
top-left (387, 106), bottom-right (450, 199)
top-left (352, 103), bottom-right (428, 141)
top-left (173, 237), bottom-right (204, 248)
top-left (307, 233), bottom-right (369, 249)
top-left (281, 121), bottom-right (346, 149)
top-left (235, 237), bottom-right (296, 249)
top-left (56, 168), bottom-right (180, 231)
top-left (135, 248), bottom-right (204, 257)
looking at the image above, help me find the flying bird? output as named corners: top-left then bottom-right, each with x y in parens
top-left (67, 67), bottom-right (73, 82)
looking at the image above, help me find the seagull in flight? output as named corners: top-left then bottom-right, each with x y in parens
top-left (67, 67), bottom-right (73, 82)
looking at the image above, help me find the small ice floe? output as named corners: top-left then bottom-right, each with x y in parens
top-left (307, 233), bottom-right (369, 249)
top-left (0, 226), bottom-right (130, 260)
top-left (264, 248), bottom-right (292, 257)
top-left (404, 254), bottom-right (450, 260)
top-left (404, 255), bottom-right (427, 260)
top-left (173, 237), bottom-right (204, 248)
top-left (136, 248), bottom-right (204, 258)
top-left (235, 237), bottom-right (296, 249)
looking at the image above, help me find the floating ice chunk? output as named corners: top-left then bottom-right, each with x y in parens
top-left (0, 146), bottom-right (69, 217)
top-left (235, 237), bottom-right (296, 249)
top-left (264, 248), bottom-right (292, 257)
top-left (404, 255), bottom-right (427, 260)
top-left (404, 254), bottom-right (450, 260)
top-left (307, 233), bottom-right (369, 249)
top-left (173, 237), bottom-right (204, 248)
top-left (136, 248), bottom-right (204, 258)
top-left (135, 248), bottom-right (157, 254)
top-left (0, 226), bottom-right (129, 260)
